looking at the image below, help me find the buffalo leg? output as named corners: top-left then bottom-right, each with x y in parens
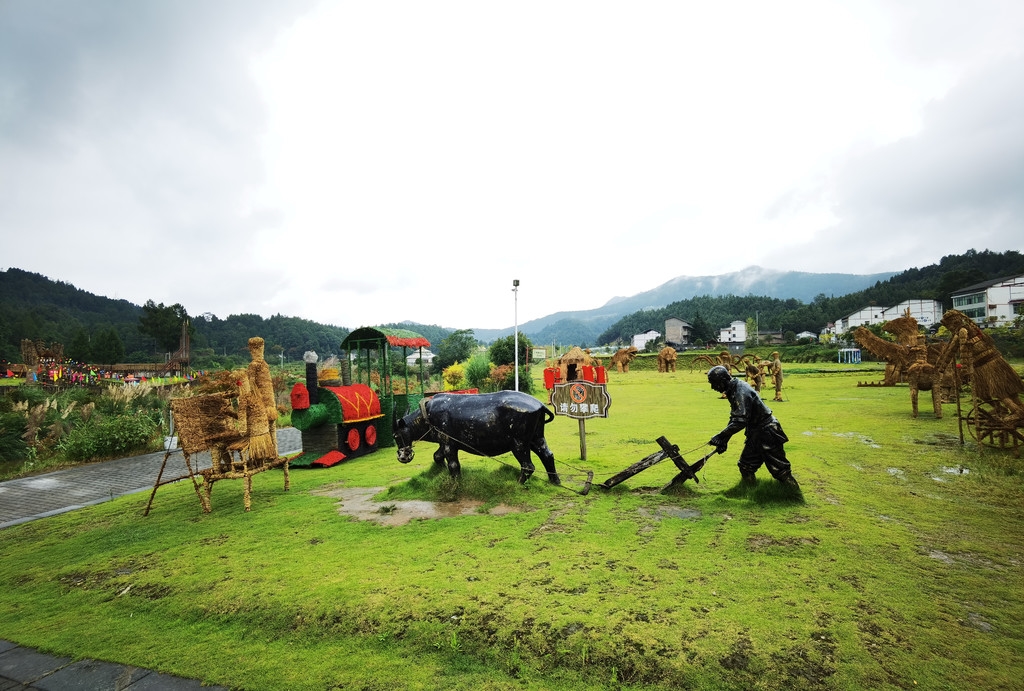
top-left (433, 446), bottom-right (447, 467)
top-left (444, 444), bottom-right (461, 478)
top-left (511, 443), bottom-right (536, 483)
top-left (530, 437), bottom-right (561, 485)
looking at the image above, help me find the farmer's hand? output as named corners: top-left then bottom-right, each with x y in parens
top-left (709, 435), bottom-right (728, 454)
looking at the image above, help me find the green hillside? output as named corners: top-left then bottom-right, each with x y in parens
top-left (0, 269), bottom-right (451, 367)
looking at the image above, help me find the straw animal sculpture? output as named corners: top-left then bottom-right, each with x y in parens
top-left (688, 350), bottom-right (753, 374)
top-left (657, 346), bottom-right (677, 373)
top-left (854, 316), bottom-right (956, 418)
top-left (610, 346), bottom-right (639, 372)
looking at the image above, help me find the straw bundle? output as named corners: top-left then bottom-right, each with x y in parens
top-left (170, 394), bottom-right (234, 455)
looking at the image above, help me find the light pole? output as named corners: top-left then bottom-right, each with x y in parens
top-left (513, 279), bottom-right (520, 391)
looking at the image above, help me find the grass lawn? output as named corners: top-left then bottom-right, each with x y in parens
top-left (1, 365), bottom-right (1022, 690)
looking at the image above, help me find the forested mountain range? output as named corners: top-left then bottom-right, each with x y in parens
top-left (596, 249), bottom-right (1024, 345)
top-left (2, 248), bottom-right (1022, 363)
top-left (472, 266), bottom-right (897, 344)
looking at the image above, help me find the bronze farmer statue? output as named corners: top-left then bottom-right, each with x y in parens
top-left (707, 365), bottom-right (798, 487)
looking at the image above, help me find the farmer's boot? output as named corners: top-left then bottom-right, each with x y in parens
top-left (740, 471), bottom-right (757, 485)
top-left (777, 473), bottom-right (800, 488)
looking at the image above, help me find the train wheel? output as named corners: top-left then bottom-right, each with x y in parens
top-left (347, 427), bottom-right (361, 451)
top-left (365, 425), bottom-right (377, 447)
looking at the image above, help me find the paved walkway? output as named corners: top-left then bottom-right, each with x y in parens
top-left (0, 428), bottom-right (302, 529)
top-left (0, 428), bottom-right (302, 690)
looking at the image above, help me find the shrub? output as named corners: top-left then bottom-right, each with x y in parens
top-left (488, 364), bottom-right (534, 393)
top-left (0, 412), bottom-right (29, 464)
top-left (59, 413), bottom-right (159, 462)
top-left (442, 362), bottom-right (467, 391)
top-left (464, 354), bottom-right (492, 391)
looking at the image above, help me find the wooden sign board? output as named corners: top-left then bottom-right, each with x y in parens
top-left (551, 381), bottom-right (611, 419)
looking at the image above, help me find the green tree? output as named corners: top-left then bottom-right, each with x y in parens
top-left (67, 328), bottom-right (92, 362)
top-left (690, 310), bottom-right (715, 344)
top-left (92, 328), bottom-right (125, 364)
top-left (138, 300), bottom-right (191, 353)
top-left (488, 332), bottom-right (536, 393)
top-left (489, 332), bottom-right (533, 368)
top-left (432, 329), bottom-right (476, 375)
top-left (935, 269), bottom-right (986, 308)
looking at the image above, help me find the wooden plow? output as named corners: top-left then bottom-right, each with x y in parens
top-left (599, 436), bottom-right (718, 492)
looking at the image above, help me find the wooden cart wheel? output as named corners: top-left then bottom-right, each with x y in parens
top-left (966, 400), bottom-right (1024, 450)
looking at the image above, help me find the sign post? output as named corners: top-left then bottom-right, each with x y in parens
top-left (550, 380), bottom-right (611, 460)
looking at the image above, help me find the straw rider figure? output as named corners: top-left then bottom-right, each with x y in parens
top-left (245, 337), bottom-right (278, 463)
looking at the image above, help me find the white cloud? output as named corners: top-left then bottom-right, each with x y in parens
top-left (2, 0), bottom-right (1023, 330)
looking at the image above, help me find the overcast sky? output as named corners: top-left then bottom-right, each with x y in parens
top-left (2, 1), bottom-right (1022, 330)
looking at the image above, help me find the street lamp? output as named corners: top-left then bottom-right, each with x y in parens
top-left (513, 279), bottom-right (520, 391)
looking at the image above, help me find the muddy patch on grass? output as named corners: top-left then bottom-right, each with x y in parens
top-left (747, 534), bottom-right (820, 553)
top-left (313, 485), bottom-right (523, 526)
top-left (913, 432), bottom-right (964, 447)
top-left (638, 506), bottom-right (702, 521)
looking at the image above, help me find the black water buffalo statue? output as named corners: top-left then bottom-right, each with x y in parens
top-left (394, 391), bottom-right (561, 485)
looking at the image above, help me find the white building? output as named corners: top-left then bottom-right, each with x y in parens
top-left (881, 299), bottom-right (944, 328)
top-left (405, 349), bottom-right (435, 367)
top-left (838, 305), bottom-right (890, 333)
top-left (719, 320), bottom-right (746, 344)
top-left (796, 330), bottom-right (818, 341)
top-left (632, 330), bottom-right (661, 350)
top-left (951, 274), bottom-right (1024, 326)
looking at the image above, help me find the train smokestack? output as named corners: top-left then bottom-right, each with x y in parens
top-left (303, 351), bottom-right (319, 405)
